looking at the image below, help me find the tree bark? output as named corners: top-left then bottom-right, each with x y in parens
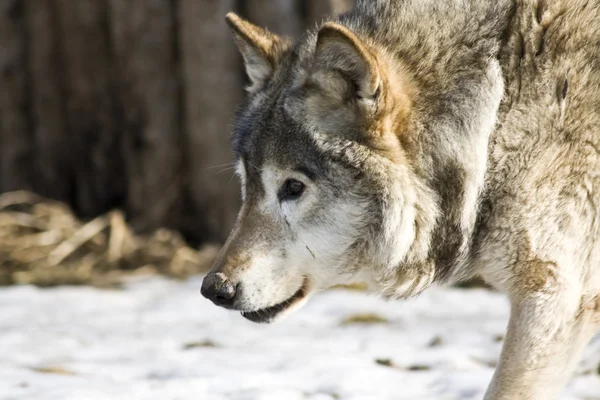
top-left (331, 0), bottom-right (355, 14)
top-left (244, 0), bottom-right (302, 38)
top-left (306, 0), bottom-right (355, 25)
top-left (107, 0), bottom-right (182, 232)
top-left (306, 0), bottom-right (332, 25)
top-left (0, 0), bottom-right (33, 193)
top-left (24, 0), bottom-right (70, 202)
top-left (54, 0), bottom-right (124, 217)
top-left (178, 0), bottom-right (242, 243)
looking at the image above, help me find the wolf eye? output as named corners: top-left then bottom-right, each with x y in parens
top-left (280, 179), bottom-right (305, 201)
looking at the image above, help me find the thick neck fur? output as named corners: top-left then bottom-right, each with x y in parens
top-left (338, 0), bottom-right (514, 287)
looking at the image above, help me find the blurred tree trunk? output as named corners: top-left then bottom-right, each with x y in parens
top-left (306, 0), bottom-right (355, 23)
top-left (178, 0), bottom-right (241, 243)
top-left (245, 0), bottom-right (302, 37)
top-left (24, 0), bottom-right (70, 202)
top-left (331, 0), bottom-right (355, 14)
top-left (0, 0), bottom-right (33, 193)
top-left (306, 0), bottom-right (332, 24)
top-left (108, 0), bottom-right (183, 232)
top-left (54, 0), bottom-right (124, 217)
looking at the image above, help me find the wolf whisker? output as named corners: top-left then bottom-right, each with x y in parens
top-left (206, 162), bottom-right (236, 170)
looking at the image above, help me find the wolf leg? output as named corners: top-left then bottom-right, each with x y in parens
top-left (484, 288), bottom-right (596, 400)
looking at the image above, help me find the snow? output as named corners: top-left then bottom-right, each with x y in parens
top-left (1, 276), bottom-right (599, 400)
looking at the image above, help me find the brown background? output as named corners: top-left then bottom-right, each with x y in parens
top-left (0, 0), bottom-right (354, 245)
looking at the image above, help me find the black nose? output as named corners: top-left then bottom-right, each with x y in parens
top-left (201, 273), bottom-right (238, 308)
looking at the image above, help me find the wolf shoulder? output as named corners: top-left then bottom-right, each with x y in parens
top-left (478, 0), bottom-right (600, 293)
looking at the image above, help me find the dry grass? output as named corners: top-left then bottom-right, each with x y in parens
top-left (329, 282), bottom-right (368, 291)
top-left (0, 191), bottom-right (218, 287)
top-left (182, 340), bottom-right (220, 350)
top-left (340, 313), bottom-right (389, 325)
top-left (29, 366), bottom-right (77, 376)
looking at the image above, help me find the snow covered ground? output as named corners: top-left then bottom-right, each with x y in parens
top-left (1, 276), bottom-right (599, 400)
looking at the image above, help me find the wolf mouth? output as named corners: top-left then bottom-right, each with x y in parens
top-left (241, 278), bottom-right (309, 323)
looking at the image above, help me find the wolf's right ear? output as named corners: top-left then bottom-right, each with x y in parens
top-left (226, 13), bottom-right (286, 93)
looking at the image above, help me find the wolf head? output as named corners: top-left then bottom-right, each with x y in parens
top-left (201, 10), bottom-right (503, 323)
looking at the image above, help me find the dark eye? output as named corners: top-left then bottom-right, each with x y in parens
top-left (279, 179), bottom-right (305, 201)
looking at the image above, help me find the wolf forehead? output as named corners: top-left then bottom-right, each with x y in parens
top-left (232, 100), bottom-right (325, 167)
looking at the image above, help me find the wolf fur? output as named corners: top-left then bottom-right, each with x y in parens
top-left (201, 0), bottom-right (600, 398)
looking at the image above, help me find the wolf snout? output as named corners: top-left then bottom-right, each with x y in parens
top-left (201, 272), bottom-right (239, 308)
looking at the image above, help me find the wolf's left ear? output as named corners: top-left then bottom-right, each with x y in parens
top-left (226, 13), bottom-right (287, 93)
top-left (314, 22), bottom-right (381, 102)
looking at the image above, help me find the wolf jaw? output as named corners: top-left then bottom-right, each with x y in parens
top-left (241, 277), bottom-right (311, 323)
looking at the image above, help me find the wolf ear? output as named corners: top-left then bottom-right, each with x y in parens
top-left (226, 12), bottom-right (286, 92)
top-left (313, 22), bottom-right (381, 102)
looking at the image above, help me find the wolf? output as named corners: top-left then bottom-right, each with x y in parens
top-left (200, 0), bottom-right (600, 398)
